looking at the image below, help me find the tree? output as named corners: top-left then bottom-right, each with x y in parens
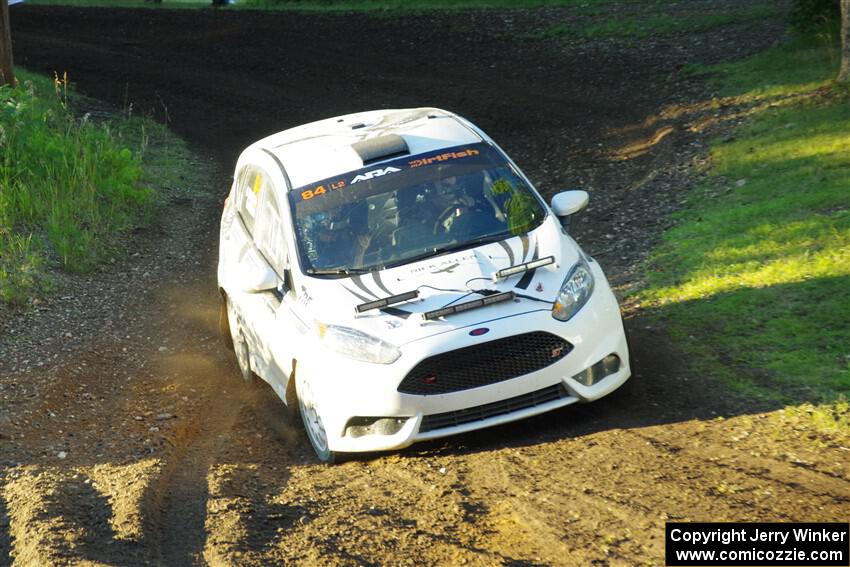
top-left (0, 0), bottom-right (13, 87)
top-left (839, 0), bottom-right (849, 83)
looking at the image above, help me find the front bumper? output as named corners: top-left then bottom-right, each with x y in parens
top-left (298, 264), bottom-right (631, 453)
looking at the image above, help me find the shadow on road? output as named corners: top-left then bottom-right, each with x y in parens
top-left (0, 476), bottom-right (10, 567)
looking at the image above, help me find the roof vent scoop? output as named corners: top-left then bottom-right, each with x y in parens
top-left (352, 134), bottom-right (410, 165)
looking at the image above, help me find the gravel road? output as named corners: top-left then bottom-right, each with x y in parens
top-left (2, 3), bottom-right (848, 565)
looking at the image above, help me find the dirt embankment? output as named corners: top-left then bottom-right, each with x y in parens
top-left (2, 3), bottom-right (848, 565)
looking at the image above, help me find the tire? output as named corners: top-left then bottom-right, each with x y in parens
top-left (284, 374), bottom-right (300, 422)
top-left (295, 376), bottom-right (337, 464)
top-left (219, 295), bottom-right (234, 351)
top-left (226, 297), bottom-right (257, 386)
top-left (622, 317), bottom-right (637, 380)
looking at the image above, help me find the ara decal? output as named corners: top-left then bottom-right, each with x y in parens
top-left (350, 166), bottom-right (401, 185)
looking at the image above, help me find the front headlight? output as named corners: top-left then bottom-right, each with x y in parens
top-left (317, 323), bottom-right (401, 364)
top-left (552, 258), bottom-right (595, 321)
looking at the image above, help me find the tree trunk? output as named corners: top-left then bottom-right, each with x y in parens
top-left (0, 0), bottom-right (14, 87)
top-left (839, 0), bottom-right (850, 83)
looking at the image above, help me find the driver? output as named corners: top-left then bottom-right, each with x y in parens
top-left (313, 203), bottom-right (371, 269)
top-left (431, 172), bottom-right (506, 236)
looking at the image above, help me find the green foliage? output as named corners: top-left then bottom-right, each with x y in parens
top-left (0, 70), bottom-right (176, 305)
top-left (29, 0), bottom-right (606, 9)
top-left (236, 0), bottom-right (617, 10)
top-left (25, 0), bottom-right (668, 11)
top-left (490, 178), bottom-right (542, 235)
top-left (789, 0), bottom-right (840, 32)
top-left (699, 34), bottom-right (839, 98)
top-left (27, 0), bottom-right (210, 7)
top-left (633, 42), bottom-right (850, 405)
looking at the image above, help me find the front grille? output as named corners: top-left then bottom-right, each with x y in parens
top-left (418, 383), bottom-right (570, 433)
top-left (398, 331), bottom-right (572, 395)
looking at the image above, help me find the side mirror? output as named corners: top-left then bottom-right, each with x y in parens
top-left (551, 190), bottom-right (589, 217)
top-left (240, 260), bottom-right (281, 293)
top-left (551, 190), bottom-right (589, 234)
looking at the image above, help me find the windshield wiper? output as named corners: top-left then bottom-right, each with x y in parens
top-left (380, 246), bottom-right (458, 270)
top-left (456, 233), bottom-right (511, 250)
top-left (381, 234), bottom-right (510, 270)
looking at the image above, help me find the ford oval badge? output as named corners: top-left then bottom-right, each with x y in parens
top-left (469, 327), bottom-right (489, 337)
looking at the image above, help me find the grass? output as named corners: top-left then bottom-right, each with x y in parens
top-left (26, 0), bottom-right (668, 10)
top-left (26, 0), bottom-right (211, 7)
top-left (538, 4), bottom-right (781, 40)
top-left (632, 33), bottom-right (850, 408)
top-left (686, 21), bottom-right (844, 101)
top-left (237, 0), bottom-right (592, 9)
top-left (0, 69), bottom-right (189, 306)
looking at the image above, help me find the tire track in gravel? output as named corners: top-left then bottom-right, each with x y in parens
top-left (624, 427), bottom-right (850, 508)
top-left (458, 443), bottom-right (662, 565)
top-left (0, 145), bottom-right (242, 564)
top-left (147, 389), bottom-right (249, 566)
top-left (128, 284), bottom-right (263, 565)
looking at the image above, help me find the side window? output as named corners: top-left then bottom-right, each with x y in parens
top-left (255, 180), bottom-right (289, 274)
top-left (236, 167), bottom-right (264, 235)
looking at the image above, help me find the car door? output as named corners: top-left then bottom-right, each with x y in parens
top-left (224, 165), bottom-right (284, 383)
top-left (251, 177), bottom-right (301, 396)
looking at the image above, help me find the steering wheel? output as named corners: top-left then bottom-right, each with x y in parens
top-left (433, 205), bottom-right (461, 235)
top-left (361, 221), bottom-right (396, 264)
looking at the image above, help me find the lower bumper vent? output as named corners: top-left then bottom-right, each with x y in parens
top-left (419, 383), bottom-right (570, 433)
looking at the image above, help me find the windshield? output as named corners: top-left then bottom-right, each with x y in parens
top-left (289, 143), bottom-right (547, 275)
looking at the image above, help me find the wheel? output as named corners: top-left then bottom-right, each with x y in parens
top-left (219, 295), bottom-right (234, 351)
top-left (623, 317), bottom-right (637, 380)
top-left (295, 376), bottom-right (337, 464)
top-left (226, 297), bottom-right (257, 386)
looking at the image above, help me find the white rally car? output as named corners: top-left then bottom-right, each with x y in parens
top-left (218, 108), bottom-right (631, 462)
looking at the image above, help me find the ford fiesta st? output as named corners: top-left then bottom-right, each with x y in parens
top-left (217, 108), bottom-right (631, 462)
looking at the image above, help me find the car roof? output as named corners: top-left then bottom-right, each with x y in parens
top-left (247, 108), bottom-right (484, 190)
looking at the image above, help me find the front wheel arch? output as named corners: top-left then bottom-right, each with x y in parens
top-left (218, 289), bottom-right (234, 351)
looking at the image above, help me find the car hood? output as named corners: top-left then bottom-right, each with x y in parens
top-left (295, 216), bottom-right (579, 346)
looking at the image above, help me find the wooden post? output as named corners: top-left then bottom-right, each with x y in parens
top-left (0, 0), bottom-right (13, 87)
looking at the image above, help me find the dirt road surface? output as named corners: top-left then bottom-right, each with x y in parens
top-left (2, 3), bottom-right (848, 565)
